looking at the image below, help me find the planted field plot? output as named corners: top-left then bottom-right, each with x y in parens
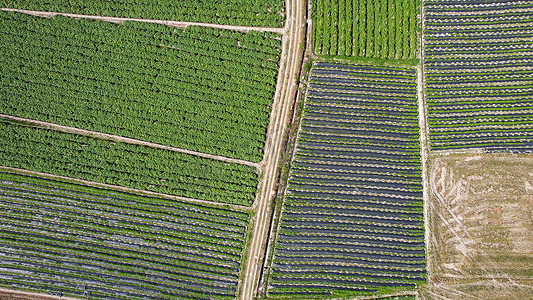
top-left (312, 0), bottom-right (418, 59)
top-left (0, 11), bottom-right (282, 162)
top-left (0, 171), bottom-right (250, 300)
top-left (267, 62), bottom-right (425, 298)
top-left (424, 0), bottom-right (533, 152)
top-left (0, 0), bottom-right (284, 27)
top-left (0, 122), bottom-right (258, 206)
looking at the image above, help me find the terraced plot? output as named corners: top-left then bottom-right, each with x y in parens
top-left (0, 11), bottom-right (282, 162)
top-left (0, 171), bottom-right (250, 300)
top-left (0, 122), bottom-right (258, 206)
top-left (0, 0), bottom-right (284, 27)
top-left (424, 0), bottom-right (533, 152)
top-left (267, 62), bottom-right (426, 298)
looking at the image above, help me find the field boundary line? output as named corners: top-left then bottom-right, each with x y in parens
top-left (419, 0), bottom-right (431, 286)
top-left (0, 8), bottom-right (285, 34)
top-left (0, 114), bottom-right (260, 169)
top-left (344, 290), bottom-right (418, 300)
top-left (0, 166), bottom-right (251, 211)
top-left (239, 0), bottom-right (305, 296)
top-left (0, 288), bottom-right (81, 300)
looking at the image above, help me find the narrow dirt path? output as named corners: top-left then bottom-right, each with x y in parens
top-left (0, 114), bottom-right (260, 169)
top-left (0, 288), bottom-right (81, 300)
top-left (0, 8), bottom-right (285, 34)
top-left (238, 0), bottom-right (305, 297)
top-left (0, 166), bottom-right (250, 211)
top-left (418, 0), bottom-right (433, 284)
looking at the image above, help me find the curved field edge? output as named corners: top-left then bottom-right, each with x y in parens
top-left (0, 121), bottom-right (259, 206)
top-left (0, 0), bottom-right (285, 27)
top-left (0, 170), bottom-right (251, 299)
top-left (0, 11), bottom-right (282, 162)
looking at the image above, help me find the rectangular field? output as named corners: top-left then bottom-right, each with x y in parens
top-left (0, 122), bottom-right (258, 206)
top-left (0, 11), bottom-right (282, 162)
top-left (267, 62), bottom-right (426, 298)
top-left (0, 171), bottom-right (250, 300)
top-left (424, 0), bottom-right (533, 152)
top-left (427, 153), bottom-right (533, 299)
top-left (0, 0), bottom-right (284, 27)
top-left (312, 0), bottom-right (418, 59)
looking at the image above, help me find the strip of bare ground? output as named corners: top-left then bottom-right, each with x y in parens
top-left (238, 0), bottom-right (305, 297)
top-left (0, 8), bottom-right (285, 34)
top-left (419, 0), bottom-right (432, 287)
top-left (0, 288), bottom-right (81, 300)
top-left (0, 166), bottom-right (250, 211)
top-left (0, 114), bottom-right (259, 169)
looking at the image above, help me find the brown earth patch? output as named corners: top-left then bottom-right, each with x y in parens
top-left (423, 152), bottom-right (533, 299)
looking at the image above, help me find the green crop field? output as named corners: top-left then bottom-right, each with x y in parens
top-left (312, 0), bottom-right (418, 60)
top-left (267, 62), bottom-right (425, 298)
top-left (424, 0), bottom-right (533, 152)
top-left (0, 122), bottom-right (258, 206)
top-left (0, 0), bottom-right (284, 27)
top-left (0, 11), bottom-right (282, 162)
top-left (0, 171), bottom-right (250, 299)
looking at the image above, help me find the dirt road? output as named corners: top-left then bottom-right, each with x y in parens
top-left (0, 166), bottom-right (249, 211)
top-left (418, 1), bottom-right (432, 283)
top-left (0, 114), bottom-right (259, 169)
top-left (238, 0), bottom-right (305, 297)
top-left (0, 8), bottom-right (284, 34)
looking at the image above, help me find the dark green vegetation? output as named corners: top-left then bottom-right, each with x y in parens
top-left (0, 0), bottom-right (284, 27)
top-left (424, 0), bottom-right (533, 152)
top-left (268, 63), bottom-right (425, 298)
top-left (0, 122), bottom-right (258, 206)
top-left (0, 11), bottom-right (282, 162)
top-left (0, 171), bottom-right (250, 299)
top-left (312, 0), bottom-right (418, 60)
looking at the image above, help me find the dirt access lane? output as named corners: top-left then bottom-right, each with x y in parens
top-left (0, 114), bottom-right (259, 169)
top-left (0, 8), bottom-right (285, 34)
top-left (238, 0), bottom-right (305, 297)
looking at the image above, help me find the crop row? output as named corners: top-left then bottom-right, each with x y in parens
top-left (0, 11), bottom-right (282, 162)
top-left (0, 171), bottom-right (250, 299)
top-left (312, 0), bottom-right (418, 59)
top-left (0, 0), bottom-right (284, 27)
top-left (0, 122), bottom-right (258, 206)
top-left (268, 63), bottom-right (425, 298)
top-left (424, 0), bottom-right (533, 151)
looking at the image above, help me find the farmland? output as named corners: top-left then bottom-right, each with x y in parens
top-left (0, 171), bottom-right (250, 300)
top-left (424, 0), bottom-right (533, 152)
top-left (0, 0), bottom-right (284, 27)
top-left (312, 0), bottom-right (418, 59)
top-left (0, 122), bottom-right (258, 206)
top-left (425, 153), bottom-right (533, 299)
top-left (267, 63), bottom-right (425, 298)
top-left (0, 11), bottom-right (282, 162)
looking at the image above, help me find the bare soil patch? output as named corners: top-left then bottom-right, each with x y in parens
top-left (424, 152), bottom-right (533, 299)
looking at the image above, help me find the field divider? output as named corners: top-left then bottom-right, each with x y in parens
top-left (0, 166), bottom-right (252, 212)
top-left (0, 8), bottom-right (285, 34)
top-left (418, 0), bottom-right (431, 282)
top-left (0, 114), bottom-right (260, 169)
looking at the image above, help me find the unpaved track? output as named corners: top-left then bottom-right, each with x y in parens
top-left (0, 114), bottom-right (259, 169)
top-left (0, 288), bottom-right (81, 300)
top-left (0, 166), bottom-right (250, 211)
top-left (418, 0), bottom-right (432, 285)
top-left (418, 65), bottom-right (432, 283)
top-left (239, 0), bottom-right (305, 297)
top-left (0, 8), bottom-right (285, 34)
